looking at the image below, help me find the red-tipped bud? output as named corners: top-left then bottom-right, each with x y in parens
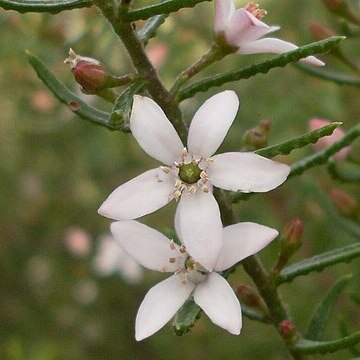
top-left (330, 188), bottom-right (358, 217)
top-left (236, 284), bottom-right (268, 315)
top-left (281, 219), bottom-right (304, 254)
top-left (64, 49), bottom-right (108, 93)
top-left (279, 320), bottom-right (297, 342)
top-left (242, 119), bottom-right (271, 151)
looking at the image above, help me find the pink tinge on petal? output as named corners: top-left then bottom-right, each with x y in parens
top-left (309, 118), bottom-right (351, 161)
top-left (135, 275), bottom-right (195, 341)
top-left (214, 0), bottom-right (235, 34)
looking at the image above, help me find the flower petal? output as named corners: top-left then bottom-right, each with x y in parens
top-left (194, 272), bottom-right (241, 335)
top-left (215, 222), bottom-right (278, 271)
top-left (208, 152), bottom-right (290, 193)
top-left (111, 220), bottom-right (184, 272)
top-left (130, 95), bottom-right (184, 166)
top-left (187, 91), bottom-right (239, 158)
top-left (227, 8), bottom-right (276, 45)
top-left (176, 191), bottom-right (223, 271)
top-left (135, 275), bottom-right (195, 341)
top-left (98, 168), bottom-right (173, 220)
top-left (240, 38), bottom-right (325, 66)
top-left (214, 0), bottom-right (235, 34)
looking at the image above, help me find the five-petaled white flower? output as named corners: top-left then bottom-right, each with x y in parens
top-left (99, 91), bottom-right (289, 265)
top-left (214, 0), bottom-right (325, 67)
top-left (111, 218), bottom-right (278, 341)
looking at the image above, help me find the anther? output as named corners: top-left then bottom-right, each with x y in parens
top-left (191, 159), bottom-right (201, 166)
top-left (174, 179), bottom-right (182, 188)
top-left (160, 166), bottom-right (171, 174)
top-left (181, 148), bottom-right (188, 158)
top-left (205, 157), bottom-right (214, 164)
top-left (174, 161), bottom-right (180, 168)
top-left (200, 171), bottom-right (208, 180)
top-left (169, 241), bottom-right (176, 250)
top-left (169, 257), bottom-right (176, 263)
top-left (189, 185), bottom-right (197, 194)
top-left (202, 185), bottom-right (209, 193)
top-left (174, 190), bottom-right (182, 202)
top-left (179, 246), bottom-right (186, 253)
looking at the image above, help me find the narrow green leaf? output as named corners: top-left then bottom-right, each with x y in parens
top-left (294, 332), bottom-right (360, 354)
top-left (276, 243), bottom-right (360, 285)
top-left (339, 321), bottom-right (360, 356)
top-left (109, 80), bottom-right (145, 131)
top-left (296, 63), bottom-right (360, 88)
top-left (125, 0), bottom-right (211, 22)
top-left (0, 0), bottom-right (91, 14)
top-left (27, 51), bottom-right (114, 130)
top-left (178, 36), bottom-right (345, 101)
top-left (138, 14), bottom-right (168, 45)
top-left (256, 122), bottom-right (342, 158)
top-left (173, 298), bottom-right (201, 335)
top-left (306, 274), bottom-right (353, 340)
top-left (328, 161), bottom-right (360, 183)
top-left (290, 122), bottom-right (360, 178)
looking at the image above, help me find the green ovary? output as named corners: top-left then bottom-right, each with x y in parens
top-left (178, 163), bottom-right (202, 184)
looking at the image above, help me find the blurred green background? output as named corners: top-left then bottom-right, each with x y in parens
top-left (1, 0), bottom-right (360, 359)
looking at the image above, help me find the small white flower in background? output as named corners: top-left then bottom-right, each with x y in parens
top-left (93, 234), bottom-right (143, 285)
top-left (110, 220), bottom-right (278, 341)
top-left (214, 0), bottom-right (325, 66)
top-left (99, 91), bottom-right (289, 258)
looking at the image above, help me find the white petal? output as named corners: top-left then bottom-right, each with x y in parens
top-left (176, 191), bottom-right (223, 271)
top-left (187, 91), bottom-right (239, 158)
top-left (135, 275), bottom-right (195, 341)
top-left (194, 272), bottom-right (241, 335)
top-left (240, 38), bottom-right (325, 66)
top-left (111, 221), bottom-right (184, 272)
top-left (214, 0), bottom-right (235, 34)
top-left (215, 223), bottom-right (279, 271)
top-left (227, 9), bottom-right (275, 46)
top-left (208, 152), bottom-right (290, 193)
top-left (130, 95), bottom-right (184, 166)
top-left (98, 168), bottom-right (173, 220)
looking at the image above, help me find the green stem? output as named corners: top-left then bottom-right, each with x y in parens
top-left (170, 43), bottom-right (226, 96)
top-left (214, 190), bottom-right (305, 360)
top-left (93, 0), bottom-right (187, 142)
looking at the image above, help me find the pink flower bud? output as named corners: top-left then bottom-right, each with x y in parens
top-left (282, 219), bottom-right (304, 254)
top-left (310, 23), bottom-right (336, 41)
top-left (279, 320), bottom-right (297, 341)
top-left (242, 119), bottom-right (271, 150)
top-left (330, 188), bottom-right (358, 217)
top-left (64, 49), bottom-right (108, 93)
top-left (309, 118), bottom-right (351, 161)
top-left (236, 284), bottom-right (269, 316)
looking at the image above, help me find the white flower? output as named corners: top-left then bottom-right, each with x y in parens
top-left (98, 92), bottom-right (290, 255)
top-left (214, 0), bottom-right (325, 66)
top-left (110, 219), bottom-right (278, 341)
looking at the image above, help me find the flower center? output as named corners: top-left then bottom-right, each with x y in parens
top-left (178, 162), bottom-right (202, 184)
top-left (244, 2), bottom-right (267, 20)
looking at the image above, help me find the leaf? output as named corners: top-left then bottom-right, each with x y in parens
top-left (339, 321), bottom-right (360, 357)
top-left (328, 161), bottom-right (360, 183)
top-left (276, 243), bottom-right (360, 285)
top-left (290, 122), bottom-right (360, 178)
top-left (293, 332), bottom-right (360, 354)
top-left (138, 14), bottom-right (168, 45)
top-left (125, 0), bottom-right (211, 22)
top-left (109, 80), bottom-right (145, 131)
top-left (27, 51), bottom-right (114, 130)
top-left (173, 298), bottom-right (201, 336)
top-left (178, 36), bottom-right (345, 101)
top-left (306, 274), bottom-right (353, 341)
top-left (0, 0), bottom-right (91, 14)
top-left (256, 122), bottom-right (342, 158)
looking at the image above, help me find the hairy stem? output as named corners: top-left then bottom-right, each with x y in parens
top-left (93, 0), bottom-right (187, 141)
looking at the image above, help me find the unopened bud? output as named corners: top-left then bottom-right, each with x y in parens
top-left (330, 188), bottom-right (358, 217)
top-left (64, 49), bottom-right (109, 93)
top-left (236, 284), bottom-right (268, 315)
top-left (322, 0), bottom-right (360, 26)
top-left (278, 320), bottom-right (297, 342)
top-left (242, 119), bottom-right (271, 151)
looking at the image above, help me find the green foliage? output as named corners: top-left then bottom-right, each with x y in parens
top-left (27, 51), bottom-right (114, 130)
top-left (276, 243), bottom-right (360, 284)
top-left (0, 0), bottom-right (91, 13)
top-left (178, 37), bottom-right (345, 101)
top-left (306, 274), bottom-right (353, 341)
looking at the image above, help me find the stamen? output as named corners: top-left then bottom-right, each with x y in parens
top-left (191, 159), bottom-right (201, 166)
top-left (169, 241), bottom-right (176, 250)
top-left (169, 257), bottom-right (176, 263)
top-left (180, 246), bottom-right (186, 253)
top-left (174, 179), bottom-right (182, 188)
top-left (202, 185), bottom-right (209, 193)
top-left (188, 185), bottom-right (197, 194)
top-left (200, 171), bottom-right (208, 180)
top-left (181, 148), bottom-right (188, 158)
top-left (174, 190), bottom-right (182, 202)
top-left (244, 2), bottom-right (267, 20)
top-left (174, 161), bottom-right (180, 168)
top-left (205, 157), bottom-right (214, 164)
top-left (174, 269), bottom-right (182, 275)
top-left (160, 166), bottom-right (171, 174)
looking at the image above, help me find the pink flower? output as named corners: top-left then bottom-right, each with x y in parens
top-left (214, 0), bottom-right (324, 66)
top-left (309, 118), bottom-right (351, 161)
